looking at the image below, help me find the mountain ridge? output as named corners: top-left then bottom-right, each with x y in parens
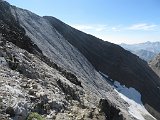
top-left (120, 41), bottom-right (160, 61)
top-left (0, 0), bottom-right (160, 119)
top-left (0, 1), bottom-right (136, 119)
top-left (43, 16), bottom-right (160, 119)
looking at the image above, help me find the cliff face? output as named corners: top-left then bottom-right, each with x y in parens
top-left (43, 16), bottom-right (160, 119)
top-left (0, 0), bottom-right (159, 120)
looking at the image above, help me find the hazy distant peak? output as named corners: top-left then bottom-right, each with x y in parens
top-left (120, 41), bottom-right (160, 61)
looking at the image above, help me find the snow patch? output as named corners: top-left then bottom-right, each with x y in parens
top-left (114, 81), bottom-right (142, 104)
top-left (114, 81), bottom-right (156, 120)
top-left (99, 72), bottom-right (156, 120)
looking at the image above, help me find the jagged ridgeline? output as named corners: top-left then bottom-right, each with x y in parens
top-left (0, 0), bottom-right (160, 120)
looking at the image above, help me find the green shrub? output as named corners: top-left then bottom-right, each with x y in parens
top-left (27, 112), bottom-right (44, 120)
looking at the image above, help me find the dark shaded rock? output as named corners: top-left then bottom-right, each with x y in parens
top-left (32, 84), bottom-right (38, 89)
top-left (28, 89), bottom-right (35, 96)
top-left (34, 102), bottom-right (47, 114)
top-left (57, 79), bottom-right (81, 101)
top-left (33, 94), bottom-right (49, 114)
top-left (0, 0), bottom-right (42, 55)
top-left (6, 54), bottom-right (19, 70)
top-left (17, 63), bottom-right (40, 79)
top-left (40, 55), bottom-right (83, 88)
top-left (99, 99), bottom-right (124, 120)
top-left (6, 107), bottom-right (15, 117)
top-left (60, 70), bottom-right (82, 88)
top-left (49, 101), bottom-right (65, 113)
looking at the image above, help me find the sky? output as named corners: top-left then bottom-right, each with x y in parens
top-left (7, 0), bottom-right (160, 44)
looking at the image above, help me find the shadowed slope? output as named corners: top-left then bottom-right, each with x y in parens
top-left (44, 16), bottom-right (160, 119)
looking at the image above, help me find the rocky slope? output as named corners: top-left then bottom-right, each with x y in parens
top-left (0, 41), bottom-right (154, 120)
top-left (0, 1), bottom-right (138, 120)
top-left (43, 16), bottom-right (160, 119)
top-left (0, 0), bottom-right (159, 120)
top-left (0, 41), bottom-right (109, 120)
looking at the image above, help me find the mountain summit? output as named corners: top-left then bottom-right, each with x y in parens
top-left (0, 0), bottom-right (160, 120)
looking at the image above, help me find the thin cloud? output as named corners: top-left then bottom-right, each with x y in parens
top-left (127, 23), bottom-right (158, 31)
top-left (111, 27), bottom-right (121, 32)
top-left (71, 23), bottom-right (159, 37)
top-left (71, 24), bottom-right (107, 32)
top-left (72, 25), bottom-right (93, 30)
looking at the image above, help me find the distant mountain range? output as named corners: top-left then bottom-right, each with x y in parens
top-left (120, 41), bottom-right (160, 62)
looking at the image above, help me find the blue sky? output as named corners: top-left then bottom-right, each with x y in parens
top-left (7, 0), bottom-right (160, 44)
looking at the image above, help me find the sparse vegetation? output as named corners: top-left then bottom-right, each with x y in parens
top-left (27, 112), bottom-right (44, 120)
